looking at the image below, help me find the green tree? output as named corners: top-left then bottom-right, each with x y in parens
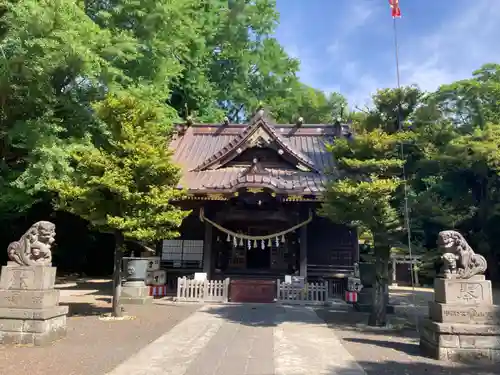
top-left (359, 86), bottom-right (424, 133)
top-left (408, 65), bottom-right (500, 280)
top-left (434, 64), bottom-right (500, 130)
top-left (84, 0), bottom-right (301, 122)
top-left (268, 83), bottom-right (347, 124)
top-left (413, 123), bottom-right (500, 279)
top-left (320, 128), bottom-right (411, 326)
top-left (0, 0), bottom-right (135, 217)
top-left (50, 91), bottom-right (189, 316)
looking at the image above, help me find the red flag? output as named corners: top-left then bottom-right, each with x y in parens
top-left (389, 0), bottom-right (401, 18)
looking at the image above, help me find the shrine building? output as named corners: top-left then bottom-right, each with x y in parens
top-left (160, 110), bottom-right (359, 302)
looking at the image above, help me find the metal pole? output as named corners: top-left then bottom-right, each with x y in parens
top-left (392, 14), bottom-right (419, 332)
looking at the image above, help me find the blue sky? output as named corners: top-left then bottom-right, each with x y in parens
top-left (274, 0), bottom-right (500, 107)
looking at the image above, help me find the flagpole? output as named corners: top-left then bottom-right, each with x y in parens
top-left (391, 7), bottom-right (419, 331)
top-left (392, 17), bottom-right (402, 91)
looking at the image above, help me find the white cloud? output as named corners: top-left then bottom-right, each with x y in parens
top-left (327, 0), bottom-right (380, 60)
top-left (398, 0), bottom-right (500, 92)
top-left (336, 0), bottom-right (500, 107)
top-left (278, 0), bottom-right (500, 108)
top-left (339, 61), bottom-right (386, 109)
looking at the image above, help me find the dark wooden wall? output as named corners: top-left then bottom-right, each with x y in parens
top-left (178, 208), bottom-right (205, 240)
top-left (306, 214), bottom-right (357, 266)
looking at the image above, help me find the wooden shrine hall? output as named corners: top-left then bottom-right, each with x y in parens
top-left (160, 110), bottom-right (359, 302)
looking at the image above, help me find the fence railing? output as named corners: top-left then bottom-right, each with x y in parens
top-left (175, 277), bottom-right (230, 303)
top-left (276, 279), bottom-right (328, 304)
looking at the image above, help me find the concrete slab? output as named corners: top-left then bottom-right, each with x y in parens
top-left (105, 306), bottom-right (223, 375)
top-left (106, 304), bottom-right (365, 375)
top-left (274, 306), bottom-right (366, 375)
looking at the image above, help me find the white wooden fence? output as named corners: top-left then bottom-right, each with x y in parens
top-left (276, 279), bottom-right (328, 305)
top-left (175, 277), bottom-right (230, 302)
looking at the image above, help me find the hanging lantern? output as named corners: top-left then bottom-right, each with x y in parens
top-left (226, 233), bottom-right (231, 242)
top-left (275, 236), bottom-right (279, 247)
top-left (267, 239), bottom-right (272, 247)
top-left (217, 236), bottom-right (220, 242)
top-left (281, 234), bottom-right (285, 243)
top-left (233, 236), bottom-right (237, 247)
top-left (247, 240), bottom-right (251, 249)
top-left (253, 240), bottom-right (257, 248)
top-left (239, 237), bottom-right (243, 246)
top-left (261, 240), bottom-right (265, 249)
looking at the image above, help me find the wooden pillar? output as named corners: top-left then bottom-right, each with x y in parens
top-left (299, 225), bottom-right (307, 279)
top-left (155, 240), bottom-right (163, 257)
top-left (353, 228), bottom-right (360, 264)
top-left (203, 222), bottom-right (213, 279)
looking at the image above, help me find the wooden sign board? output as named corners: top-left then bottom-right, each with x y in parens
top-left (285, 275), bottom-right (305, 288)
top-left (194, 272), bottom-right (207, 281)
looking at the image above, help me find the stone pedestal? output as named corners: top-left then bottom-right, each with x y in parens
top-left (120, 281), bottom-right (152, 305)
top-left (0, 265), bottom-right (68, 346)
top-left (420, 276), bottom-right (500, 363)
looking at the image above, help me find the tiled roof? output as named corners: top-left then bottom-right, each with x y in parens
top-left (170, 117), bottom-right (341, 195)
top-left (192, 113), bottom-right (318, 173)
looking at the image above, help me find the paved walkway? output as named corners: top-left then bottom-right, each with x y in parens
top-left (106, 304), bottom-right (366, 375)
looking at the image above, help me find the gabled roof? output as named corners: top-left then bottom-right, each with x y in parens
top-left (170, 119), bottom-right (345, 195)
top-left (192, 112), bottom-right (319, 173)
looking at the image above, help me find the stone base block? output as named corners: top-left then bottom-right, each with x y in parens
top-left (420, 318), bottom-right (500, 363)
top-left (434, 276), bottom-right (492, 305)
top-left (121, 285), bottom-right (150, 298)
top-left (0, 289), bottom-right (60, 309)
top-left (0, 305), bottom-right (68, 320)
top-left (120, 296), bottom-right (153, 305)
top-left (0, 314), bottom-right (67, 346)
top-left (429, 301), bottom-right (500, 324)
top-left (0, 266), bottom-right (56, 290)
top-left (420, 338), bottom-right (500, 363)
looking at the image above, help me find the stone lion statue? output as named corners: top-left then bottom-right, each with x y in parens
top-left (441, 252), bottom-right (458, 279)
top-left (438, 230), bottom-right (487, 279)
top-left (7, 221), bottom-right (56, 266)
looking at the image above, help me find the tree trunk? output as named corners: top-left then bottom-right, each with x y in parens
top-left (486, 252), bottom-right (498, 282)
top-left (111, 231), bottom-right (124, 318)
top-left (368, 234), bottom-right (391, 327)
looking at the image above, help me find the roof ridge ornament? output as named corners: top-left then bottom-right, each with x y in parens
top-left (240, 158), bottom-right (267, 177)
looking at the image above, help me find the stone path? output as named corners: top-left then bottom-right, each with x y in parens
top-left (106, 304), bottom-right (366, 375)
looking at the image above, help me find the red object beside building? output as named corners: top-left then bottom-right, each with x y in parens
top-left (345, 291), bottom-right (358, 303)
top-left (149, 285), bottom-right (168, 297)
top-left (230, 279), bottom-right (276, 303)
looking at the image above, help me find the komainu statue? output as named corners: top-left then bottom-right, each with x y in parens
top-left (438, 230), bottom-right (487, 279)
top-left (7, 221), bottom-right (56, 266)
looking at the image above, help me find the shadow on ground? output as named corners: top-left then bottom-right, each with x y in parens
top-left (202, 304), bottom-right (283, 327)
top-left (201, 303), bottom-right (340, 327)
top-left (56, 278), bottom-right (113, 316)
top-left (316, 308), bottom-right (500, 375)
top-left (332, 360), bottom-right (499, 375)
top-left (316, 307), bottom-right (419, 337)
top-left (60, 302), bottom-right (112, 317)
top-left (55, 278), bottom-right (112, 293)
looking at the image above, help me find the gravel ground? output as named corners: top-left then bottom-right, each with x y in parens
top-left (315, 308), bottom-right (500, 375)
top-left (0, 279), bottom-right (200, 375)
